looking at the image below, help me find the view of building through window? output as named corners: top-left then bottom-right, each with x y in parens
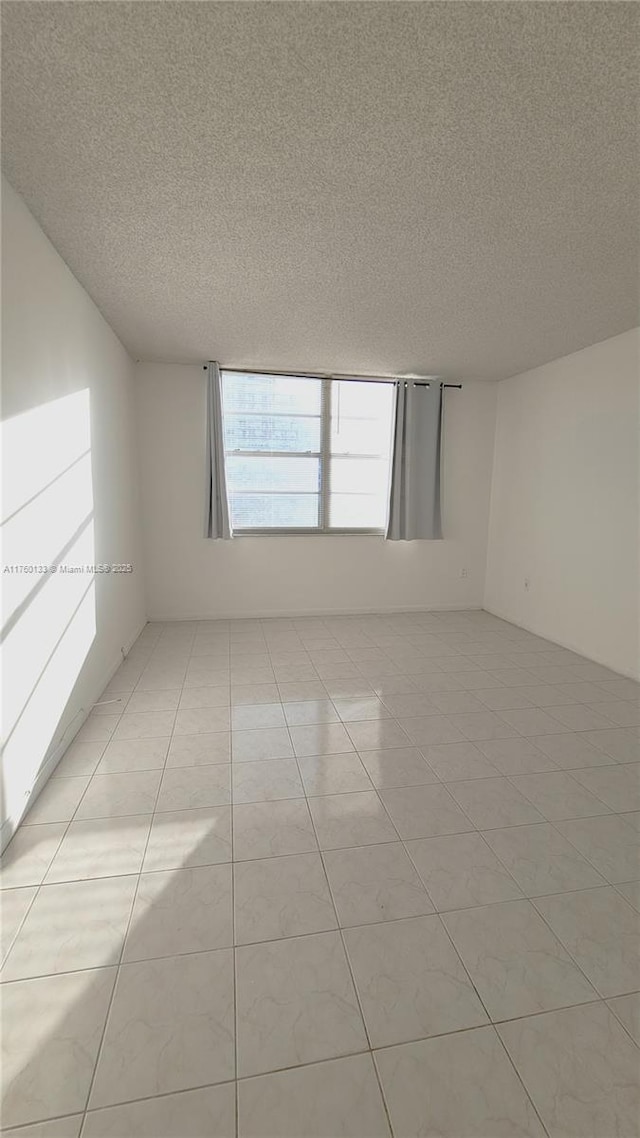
top-left (221, 371), bottom-right (395, 532)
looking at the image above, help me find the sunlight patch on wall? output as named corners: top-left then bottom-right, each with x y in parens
top-left (1, 389), bottom-right (97, 828)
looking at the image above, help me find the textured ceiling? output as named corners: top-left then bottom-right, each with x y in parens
top-left (2, 1), bottom-right (638, 380)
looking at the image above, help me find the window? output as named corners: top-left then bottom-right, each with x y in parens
top-left (221, 371), bottom-right (395, 533)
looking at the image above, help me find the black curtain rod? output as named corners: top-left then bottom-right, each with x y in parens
top-left (203, 364), bottom-right (461, 389)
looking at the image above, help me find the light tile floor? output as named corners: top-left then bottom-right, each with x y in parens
top-left (1, 610), bottom-right (639, 1137)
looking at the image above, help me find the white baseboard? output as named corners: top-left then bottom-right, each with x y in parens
top-left (483, 604), bottom-right (638, 682)
top-left (146, 602), bottom-right (483, 621)
top-left (0, 616), bottom-right (148, 854)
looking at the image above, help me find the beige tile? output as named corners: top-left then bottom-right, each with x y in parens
top-left (510, 770), bottom-right (611, 820)
top-left (173, 707), bottom-right (231, 735)
top-left (299, 753), bottom-right (373, 796)
top-left (1, 967), bottom-right (116, 1128)
top-left (476, 737), bottom-right (558, 775)
top-left (289, 722), bottom-right (354, 757)
top-left (615, 879), bottom-right (640, 911)
top-left (484, 822), bottom-right (606, 896)
top-left (112, 711), bottom-right (176, 740)
top-left (532, 731), bottom-right (616, 768)
top-left (344, 915), bottom-right (487, 1046)
top-left (231, 683), bottom-right (280, 706)
top-left (45, 817), bottom-right (152, 882)
top-left (474, 687), bottom-right (536, 711)
top-left (90, 950), bottom-right (234, 1106)
top-left (443, 899), bottom-right (596, 1020)
top-left (534, 886), bottom-right (640, 997)
top-left (423, 741), bottom-right (500, 781)
top-left (323, 677), bottom-right (374, 699)
top-left (447, 712), bottom-right (519, 741)
top-left (371, 675), bottom-right (422, 697)
top-left (236, 931), bottom-right (366, 1076)
top-left (397, 716), bottom-right (465, 747)
top-left (156, 764), bottom-right (231, 811)
top-left (556, 814), bottom-right (640, 882)
top-left (232, 727), bottom-right (294, 762)
top-left (430, 691), bottom-right (490, 714)
top-left (123, 864), bottom-right (232, 960)
top-left (591, 701), bottom-right (640, 726)
top-left (333, 696), bottom-right (391, 722)
top-left (52, 741), bottom-right (105, 778)
top-left (232, 703), bottom-right (286, 730)
top-left (358, 746), bottom-right (438, 788)
top-left (380, 784), bottom-right (473, 839)
top-left (0, 828), bottom-right (66, 887)
top-left (556, 681), bottom-right (619, 704)
top-left (184, 669), bottom-right (230, 689)
top-left (323, 842), bottom-right (433, 926)
top-left (179, 685), bottom-right (230, 709)
top-left (597, 679), bottom-right (640, 701)
top-left (23, 777), bottom-right (90, 825)
top-left (97, 737), bottom-right (169, 774)
top-left (309, 791), bottom-right (397, 849)
top-left (1, 875), bottom-right (137, 980)
top-left (406, 832), bottom-right (522, 911)
top-left (607, 992), bottom-right (640, 1045)
top-left (233, 799), bottom-right (318, 860)
top-left (2, 1117), bottom-right (82, 1138)
top-left (571, 763), bottom-right (640, 812)
top-left (238, 1054), bottom-right (390, 1138)
top-left (379, 691), bottom-right (441, 718)
top-left (124, 689), bottom-right (181, 713)
top-left (498, 1002), bottom-right (640, 1138)
top-left (234, 852), bottom-right (337, 943)
top-left (448, 777), bottom-right (544, 829)
top-left (546, 703), bottom-right (618, 731)
top-left (84, 1084), bottom-right (235, 1138)
top-left (232, 757), bottom-right (303, 803)
top-left (376, 1026), bottom-right (545, 1138)
top-left (498, 708), bottom-right (572, 736)
top-left (0, 886), bottom-right (37, 963)
top-left (143, 806), bottom-right (232, 871)
top-left (75, 771), bottom-right (161, 819)
top-left (582, 728), bottom-right (640, 762)
top-left (76, 715), bottom-right (120, 742)
top-left (167, 733), bottom-right (231, 766)
top-left (278, 681), bottom-right (328, 703)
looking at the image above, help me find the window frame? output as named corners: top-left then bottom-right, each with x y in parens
top-left (221, 372), bottom-right (393, 536)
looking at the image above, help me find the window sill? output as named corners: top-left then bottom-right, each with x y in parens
top-left (230, 529), bottom-right (386, 537)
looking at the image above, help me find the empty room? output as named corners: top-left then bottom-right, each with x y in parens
top-left (1, 2), bottom-right (639, 1137)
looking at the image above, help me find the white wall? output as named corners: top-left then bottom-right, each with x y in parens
top-left (135, 363), bottom-right (497, 619)
top-left (1, 178), bottom-right (146, 842)
top-left (485, 328), bottom-right (640, 679)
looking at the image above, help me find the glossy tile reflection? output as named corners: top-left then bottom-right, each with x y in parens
top-left (2, 611), bottom-right (638, 1136)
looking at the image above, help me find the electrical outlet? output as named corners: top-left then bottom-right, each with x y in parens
top-left (460, 568), bottom-right (469, 578)
top-left (524, 577), bottom-right (531, 591)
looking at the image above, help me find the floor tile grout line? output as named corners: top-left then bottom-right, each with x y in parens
top-left (528, 890), bottom-right (637, 1003)
top-left (604, 994), bottom-right (640, 1049)
top-left (228, 648), bottom-right (240, 1138)
top-left (491, 1023), bottom-right (553, 1138)
top-left (9, 990), bottom-right (638, 1133)
top-left (3, 615), bottom-right (638, 1131)
top-left (5, 914), bottom-right (640, 986)
top-left (77, 624), bottom-right (192, 1134)
top-left (7, 789), bottom-right (636, 888)
top-left (280, 692), bottom-right (398, 1138)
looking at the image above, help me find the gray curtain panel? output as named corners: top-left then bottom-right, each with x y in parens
top-left (386, 381), bottom-right (443, 540)
top-left (205, 361), bottom-right (232, 539)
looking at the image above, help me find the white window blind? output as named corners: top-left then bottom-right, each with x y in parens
top-left (221, 371), bottom-right (394, 532)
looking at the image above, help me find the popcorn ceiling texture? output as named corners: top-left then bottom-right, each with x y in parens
top-left (1, 1), bottom-right (637, 380)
